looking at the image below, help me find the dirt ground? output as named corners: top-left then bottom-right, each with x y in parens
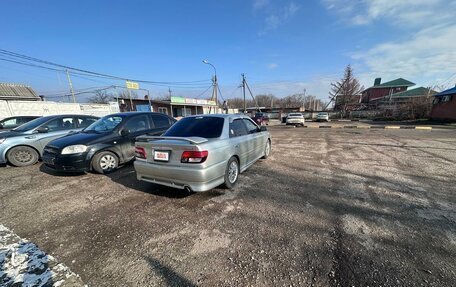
top-left (1, 126), bottom-right (455, 286)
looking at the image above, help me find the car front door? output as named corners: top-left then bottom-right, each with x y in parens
top-left (229, 119), bottom-right (250, 169)
top-left (118, 114), bottom-right (152, 161)
top-left (243, 118), bottom-right (266, 163)
top-left (35, 116), bottom-right (79, 150)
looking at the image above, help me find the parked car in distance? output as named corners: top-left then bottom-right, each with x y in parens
top-left (42, 112), bottom-right (176, 173)
top-left (316, 112), bottom-right (329, 122)
top-left (134, 114), bottom-right (271, 192)
top-left (252, 112), bottom-right (269, 126)
top-left (0, 116), bottom-right (40, 131)
top-left (0, 115), bottom-right (98, 167)
top-left (286, 113), bottom-right (305, 126)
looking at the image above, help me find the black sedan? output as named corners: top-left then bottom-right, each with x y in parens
top-left (42, 112), bottom-right (176, 173)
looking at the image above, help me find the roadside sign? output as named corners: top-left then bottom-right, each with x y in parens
top-left (171, 96), bottom-right (186, 103)
top-left (126, 81), bottom-right (139, 90)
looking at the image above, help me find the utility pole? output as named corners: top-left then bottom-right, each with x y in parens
top-left (65, 69), bottom-right (76, 103)
top-left (128, 88), bottom-right (133, 111)
top-left (210, 75), bottom-right (218, 114)
top-left (303, 88), bottom-right (306, 111)
top-left (242, 73), bottom-right (246, 113)
top-left (168, 87), bottom-right (172, 98)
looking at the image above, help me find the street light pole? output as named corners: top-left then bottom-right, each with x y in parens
top-left (202, 60), bottom-right (217, 114)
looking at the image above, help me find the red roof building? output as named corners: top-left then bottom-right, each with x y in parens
top-left (361, 78), bottom-right (415, 104)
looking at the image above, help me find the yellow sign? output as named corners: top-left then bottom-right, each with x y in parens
top-left (126, 81), bottom-right (139, 90)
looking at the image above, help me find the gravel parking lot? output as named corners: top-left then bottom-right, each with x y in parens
top-left (1, 126), bottom-right (455, 286)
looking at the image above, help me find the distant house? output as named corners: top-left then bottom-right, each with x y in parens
top-left (430, 86), bottom-right (456, 121)
top-left (115, 96), bottom-right (219, 117)
top-left (371, 87), bottom-right (436, 105)
top-left (0, 83), bottom-right (41, 101)
top-left (361, 78), bottom-right (415, 104)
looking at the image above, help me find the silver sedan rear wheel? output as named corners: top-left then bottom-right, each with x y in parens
top-left (262, 140), bottom-right (271, 159)
top-left (224, 157), bottom-right (239, 189)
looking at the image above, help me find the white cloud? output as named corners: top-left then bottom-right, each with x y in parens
top-left (253, 0), bottom-right (269, 11)
top-left (322, 0), bottom-right (454, 27)
top-left (353, 24), bottom-right (456, 87)
top-left (322, 0), bottom-right (456, 88)
top-left (256, 2), bottom-right (300, 35)
top-left (267, 63), bottom-right (279, 69)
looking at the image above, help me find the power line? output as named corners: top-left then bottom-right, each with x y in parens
top-left (0, 48), bottom-right (212, 86)
top-left (195, 85), bottom-right (213, 98)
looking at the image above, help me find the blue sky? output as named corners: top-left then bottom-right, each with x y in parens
top-left (1, 0), bottom-right (456, 102)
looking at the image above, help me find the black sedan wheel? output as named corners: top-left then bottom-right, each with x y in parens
top-left (92, 151), bottom-right (118, 174)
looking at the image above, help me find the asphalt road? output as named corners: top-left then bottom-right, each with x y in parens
top-left (1, 126), bottom-right (455, 286)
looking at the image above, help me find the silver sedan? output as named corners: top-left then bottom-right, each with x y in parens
top-left (134, 114), bottom-right (271, 192)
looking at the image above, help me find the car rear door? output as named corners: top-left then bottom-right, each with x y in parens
top-left (150, 114), bottom-right (173, 135)
top-left (118, 114), bottom-right (152, 161)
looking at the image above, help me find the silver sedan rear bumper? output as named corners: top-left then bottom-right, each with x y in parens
top-left (134, 159), bottom-right (227, 192)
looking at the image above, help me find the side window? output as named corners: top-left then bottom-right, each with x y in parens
top-left (230, 119), bottom-right (248, 137)
top-left (1, 118), bottom-right (17, 127)
top-left (78, 117), bottom-right (97, 128)
top-left (44, 117), bottom-right (76, 132)
top-left (243, 119), bottom-right (259, 134)
top-left (151, 114), bottom-right (171, 129)
top-left (123, 115), bottom-right (149, 134)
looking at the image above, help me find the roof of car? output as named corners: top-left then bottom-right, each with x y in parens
top-left (108, 112), bottom-right (164, 117)
top-left (184, 113), bottom-right (251, 120)
top-left (39, 114), bottom-right (97, 120)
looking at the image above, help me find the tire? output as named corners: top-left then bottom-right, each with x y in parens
top-left (7, 146), bottom-right (39, 167)
top-left (262, 140), bottom-right (271, 159)
top-left (223, 157), bottom-right (239, 189)
top-left (92, 151), bottom-right (118, 174)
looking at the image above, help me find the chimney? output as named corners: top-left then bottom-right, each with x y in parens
top-left (374, 78), bottom-right (381, 86)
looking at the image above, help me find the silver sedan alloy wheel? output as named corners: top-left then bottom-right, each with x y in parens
top-left (228, 161), bottom-right (239, 184)
top-left (265, 141), bottom-right (271, 157)
top-left (14, 149), bottom-right (33, 163)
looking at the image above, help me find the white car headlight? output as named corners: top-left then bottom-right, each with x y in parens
top-left (61, 145), bottom-right (88, 155)
top-left (0, 138), bottom-right (5, 144)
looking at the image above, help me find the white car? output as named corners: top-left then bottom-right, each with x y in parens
top-left (316, 112), bottom-right (329, 122)
top-left (286, 113), bottom-right (305, 126)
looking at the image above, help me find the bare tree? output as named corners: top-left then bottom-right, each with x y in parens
top-left (88, 90), bottom-right (113, 104)
top-left (116, 89), bottom-right (138, 99)
top-left (330, 65), bottom-right (364, 117)
top-left (255, 94), bottom-right (277, 107)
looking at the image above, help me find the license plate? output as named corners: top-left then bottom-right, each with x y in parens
top-left (154, 151), bottom-right (169, 162)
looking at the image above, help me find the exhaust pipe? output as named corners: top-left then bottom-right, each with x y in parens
top-left (184, 186), bottom-right (193, 193)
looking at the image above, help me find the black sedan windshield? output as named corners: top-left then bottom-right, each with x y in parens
top-left (84, 116), bottom-right (123, 133)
